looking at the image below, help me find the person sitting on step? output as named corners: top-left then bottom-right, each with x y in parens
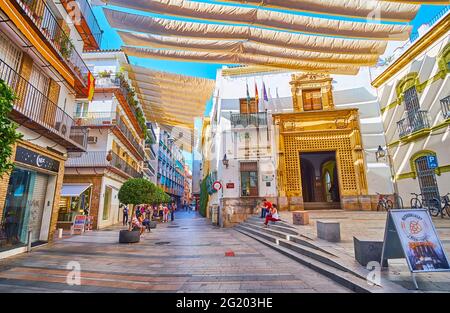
top-left (264, 204), bottom-right (281, 227)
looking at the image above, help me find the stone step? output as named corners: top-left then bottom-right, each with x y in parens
top-left (303, 202), bottom-right (342, 210)
top-left (238, 223), bottom-right (353, 275)
top-left (244, 218), bottom-right (299, 235)
top-left (246, 215), bottom-right (296, 229)
top-left (234, 225), bottom-right (407, 293)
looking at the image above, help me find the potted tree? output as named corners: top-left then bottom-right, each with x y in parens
top-left (118, 178), bottom-right (157, 243)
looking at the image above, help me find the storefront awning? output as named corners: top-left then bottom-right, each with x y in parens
top-left (61, 184), bottom-right (92, 197)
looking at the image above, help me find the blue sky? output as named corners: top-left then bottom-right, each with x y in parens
top-left (91, 2), bottom-right (447, 167)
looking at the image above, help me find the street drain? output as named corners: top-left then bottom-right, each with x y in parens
top-left (155, 241), bottom-right (171, 245)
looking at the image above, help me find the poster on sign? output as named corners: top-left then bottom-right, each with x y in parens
top-left (73, 215), bottom-right (87, 234)
top-left (85, 216), bottom-right (94, 231)
top-left (382, 209), bottom-right (450, 273)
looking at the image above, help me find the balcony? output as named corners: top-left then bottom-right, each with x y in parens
top-left (73, 110), bottom-right (145, 160)
top-left (397, 110), bottom-right (430, 138)
top-left (441, 96), bottom-right (450, 120)
top-left (66, 151), bottom-right (142, 178)
top-left (143, 161), bottom-right (156, 177)
top-left (60, 0), bottom-right (102, 49)
top-left (116, 116), bottom-right (146, 160)
top-left (230, 112), bottom-right (268, 128)
top-left (14, 0), bottom-right (91, 94)
top-left (93, 73), bottom-right (144, 136)
top-left (0, 58), bottom-right (87, 152)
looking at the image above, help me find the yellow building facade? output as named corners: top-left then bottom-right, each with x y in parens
top-left (274, 74), bottom-right (370, 211)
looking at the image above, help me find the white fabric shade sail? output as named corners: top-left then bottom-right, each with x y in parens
top-left (102, 0), bottom-right (412, 40)
top-left (196, 0), bottom-right (420, 22)
top-left (123, 46), bottom-right (361, 75)
top-left (118, 32), bottom-right (380, 66)
top-left (104, 9), bottom-right (387, 55)
top-left (123, 64), bottom-right (214, 131)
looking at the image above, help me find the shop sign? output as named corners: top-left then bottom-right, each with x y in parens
top-left (226, 183), bottom-right (235, 189)
top-left (85, 216), bottom-right (94, 231)
top-left (381, 209), bottom-right (450, 287)
top-left (262, 174), bottom-right (273, 182)
top-left (73, 215), bottom-right (87, 234)
top-left (15, 146), bottom-right (60, 172)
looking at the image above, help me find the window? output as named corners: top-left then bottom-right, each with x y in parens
top-left (239, 98), bottom-right (258, 114)
top-left (240, 162), bottom-right (258, 197)
top-left (302, 89), bottom-right (322, 111)
top-left (102, 187), bottom-right (112, 220)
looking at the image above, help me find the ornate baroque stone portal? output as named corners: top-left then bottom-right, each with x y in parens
top-left (273, 73), bottom-right (369, 211)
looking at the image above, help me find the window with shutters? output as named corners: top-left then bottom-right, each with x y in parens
top-left (0, 31), bottom-right (23, 73)
top-left (239, 98), bottom-right (258, 114)
top-left (302, 89), bottom-right (323, 111)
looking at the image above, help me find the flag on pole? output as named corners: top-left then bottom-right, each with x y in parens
top-left (263, 82), bottom-right (269, 102)
top-left (255, 81), bottom-right (259, 107)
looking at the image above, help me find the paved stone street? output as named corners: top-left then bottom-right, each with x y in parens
top-left (0, 212), bottom-right (349, 293)
top-left (279, 210), bottom-right (450, 292)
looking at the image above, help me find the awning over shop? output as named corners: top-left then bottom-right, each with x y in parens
top-left (61, 184), bottom-right (92, 197)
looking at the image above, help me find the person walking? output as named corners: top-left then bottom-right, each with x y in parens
top-left (170, 202), bottom-right (176, 222)
top-left (122, 204), bottom-right (129, 226)
top-left (163, 204), bottom-right (169, 223)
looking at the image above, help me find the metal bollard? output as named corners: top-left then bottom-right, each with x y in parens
top-left (27, 230), bottom-right (32, 252)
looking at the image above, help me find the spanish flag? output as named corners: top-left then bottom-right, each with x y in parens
top-left (87, 72), bottom-right (95, 101)
top-left (255, 82), bottom-right (259, 106)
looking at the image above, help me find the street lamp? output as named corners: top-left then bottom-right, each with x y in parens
top-left (222, 154), bottom-right (229, 169)
top-left (375, 145), bottom-right (386, 162)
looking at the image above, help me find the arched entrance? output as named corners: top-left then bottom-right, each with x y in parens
top-left (300, 152), bottom-right (341, 209)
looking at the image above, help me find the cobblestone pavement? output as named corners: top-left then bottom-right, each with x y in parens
top-left (0, 211), bottom-right (349, 293)
top-left (279, 210), bottom-right (450, 292)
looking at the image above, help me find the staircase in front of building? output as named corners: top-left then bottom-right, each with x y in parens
top-left (303, 202), bottom-right (342, 210)
top-left (234, 216), bottom-right (408, 293)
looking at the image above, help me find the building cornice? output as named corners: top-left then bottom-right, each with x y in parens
top-left (372, 13), bottom-right (450, 88)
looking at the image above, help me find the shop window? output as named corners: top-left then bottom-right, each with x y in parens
top-left (103, 187), bottom-right (112, 220)
top-left (302, 89), bottom-right (322, 111)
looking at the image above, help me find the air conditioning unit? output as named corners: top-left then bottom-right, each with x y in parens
top-left (87, 136), bottom-right (98, 144)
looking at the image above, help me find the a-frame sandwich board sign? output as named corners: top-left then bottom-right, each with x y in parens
top-left (381, 209), bottom-right (450, 289)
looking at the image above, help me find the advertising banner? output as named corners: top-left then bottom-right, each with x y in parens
top-left (73, 215), bottom-right (87, 234)
top-left (386, 209), bottom-right (450, 273)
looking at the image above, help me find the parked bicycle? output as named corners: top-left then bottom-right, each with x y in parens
top-left (410, 193), bottom-right (425, 209)
top-left (376, 193), bottom-right (393, 211)
top-left (429, 193), bottom-right (450, 218)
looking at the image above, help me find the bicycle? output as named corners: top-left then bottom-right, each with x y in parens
top-left (429, 193), bottom-right (450, 218)
top-left (410, 193), bottom-right (424, 209)
top-left (376, 193), bottom-right (393, 211)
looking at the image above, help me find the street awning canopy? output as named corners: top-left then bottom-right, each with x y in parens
top-left (61, 184), bottom-right (92, 197)
top-left (122, 64), bottom-right (214, 143)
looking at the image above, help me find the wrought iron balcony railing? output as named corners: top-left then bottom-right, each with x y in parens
top-left (73, 111), bottom-right (116, 126)
top-left (441, 95), bottom-right (450, 120)
top-left (73, 110), bottom-right (145, 158)
top-left (70, 0), bottom-right (102, 47)
top-left (94, 75), bottom-right (121, 89)
top-left (230, 112), bottom-right (268, 128)
top-left (16, 0), bottom-right (90, 86)
top-left (0, 58), bottom-right (87, 151)
top-left (397, 110), bottom-right (430, 138)
top-left (116, 116), bottom-right (146, 159)
top-left (66, 151), bottom-right (142, 178)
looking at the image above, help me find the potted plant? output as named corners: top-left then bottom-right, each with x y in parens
top-left (117, 178), bottom-right (158, 243)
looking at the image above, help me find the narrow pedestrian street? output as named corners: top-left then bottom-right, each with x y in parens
top-left (0, 212), bottom-right (349, 293)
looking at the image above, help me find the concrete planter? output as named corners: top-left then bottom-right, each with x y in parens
top-left (119, 230), bottom-right (140, 244)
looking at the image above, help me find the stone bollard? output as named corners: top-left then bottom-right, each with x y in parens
top-left (317, 220), bottom-right (341, 242)
top-left (58, 228), bottom-right (63, 239)
top-left (292, 211), bottom-right (309, 225)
